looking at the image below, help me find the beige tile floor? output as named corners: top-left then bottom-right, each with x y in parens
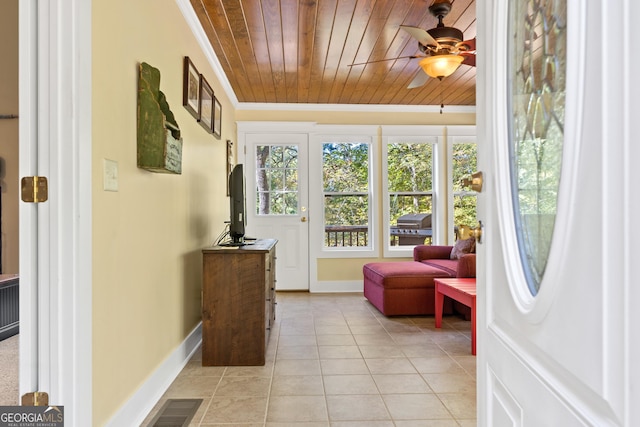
top-left (142, 292), bottom-right (477, 426)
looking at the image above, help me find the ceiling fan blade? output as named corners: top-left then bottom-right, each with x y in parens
top-left (458, 37), bottom-right (476, 52)
top-left (407, 70), bottom-right (430, 89)
top-left (460, 53), bottom-right (476, 67)
top-left (400, 25), bottom-right (439, 48)
top-left (348, 55), bottom-right (421, 67)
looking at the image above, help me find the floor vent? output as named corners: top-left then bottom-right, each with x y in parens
top-left (149, 399), bottom-right (202, 427)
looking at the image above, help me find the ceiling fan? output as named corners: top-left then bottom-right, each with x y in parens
top-left (400, 0), bottom-right (476, 88)
top-left (349, 0), bottom-right (476, 89)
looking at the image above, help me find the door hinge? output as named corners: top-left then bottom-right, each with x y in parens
top-left (21, 176), bottom-right (48, 203)
top-left (22, 391), bottom-right (49, 406)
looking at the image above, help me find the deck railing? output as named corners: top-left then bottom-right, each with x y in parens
top-left (324, 225), bottom-right (369, 247)
top-left (324, 226), bottom-right (432, 247)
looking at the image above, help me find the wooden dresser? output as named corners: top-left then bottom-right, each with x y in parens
top-left (201, 239), bottom-right (277, 366)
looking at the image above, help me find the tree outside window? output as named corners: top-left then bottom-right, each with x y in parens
top-left (387, 142), bottom-right (433, 246)
top-left (452, 142), bottom-right (478, 233)
top-left (255, 145), bottom-right (299, 215)
top-left (322, 142), bottom-right (370, 247)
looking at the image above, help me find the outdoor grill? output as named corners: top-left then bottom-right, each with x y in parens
top-left (390, 213), bottom-right (433, 245)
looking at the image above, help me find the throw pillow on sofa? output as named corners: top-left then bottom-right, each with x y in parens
top-left (450, 237), bottom-right (476, 259)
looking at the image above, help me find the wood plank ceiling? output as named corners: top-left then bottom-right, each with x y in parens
top-left (190, 0), bottom-right (476, 106)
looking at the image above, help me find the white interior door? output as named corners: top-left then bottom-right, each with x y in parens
top-left (477, 1), bottom-right (638, 426)
top-left (19, 0), bottom-right (92, 424)
top-left (241, 132), bottom-right (310, 291)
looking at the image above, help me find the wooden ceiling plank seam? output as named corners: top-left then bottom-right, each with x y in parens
top-left (355, 0), bottom-right (420, 104)
top-left (231, 0), bottom-right (269, 102)
top-left (317, 0), bottom-right (359, 103)
top-left (369, 58), bottom-right (419, 104)
top-left (352, 3), bottom-right (425, 104)
top-left (346, 0), bottom-right (400, 103)
top-left (280, 0), bottom-right (300, 102)
top-left (260, 0), bottom-right (287, 103)
top-left (392, 72), bottom-right (441, 105)
top-left (241, 0), bottom-right (277, 102)
top-left (340, 0), bottom-right (425, 103)
top-left (442, 70), bottom-right (476, 105)
top-left (200, 0), bottom-right (257, 101)
top-left (335, 0), bottom-right (381, 103)
top-left (328, 0), bottom-right (377, 103)
top-left (214, 0), bottom-right (257, 102)
top-left (200, 1), bottom-right (259, 102)
top-left (296, 0), bottom-right (319, 103)
top-left (191, 0), bottom-right (240, 93)
top-left (306, 0), bottom-right (340, 103)
top-left (340, 0), bottom-right (400, 103)
top-left (191, 0), bottom-right (230, 70)
top-left (455, 2), bottom-right (477, 37)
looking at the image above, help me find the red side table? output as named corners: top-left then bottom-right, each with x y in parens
top-left (434, 277), bottom-right (477, 355)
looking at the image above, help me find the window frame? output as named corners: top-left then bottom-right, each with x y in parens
top-left (381, 126), bottom-right (444, 258)
top-left (310, 126), bottom-right (379, 258)
top-left (447, 127), bottom-right (478, 245)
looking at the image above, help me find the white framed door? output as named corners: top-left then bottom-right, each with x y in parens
top-left (19, 0), bottom-right (92, 424)
top-left (240, 130), bottom-right (310, 291)
top-left (477, 1), bottom-right (638, 426)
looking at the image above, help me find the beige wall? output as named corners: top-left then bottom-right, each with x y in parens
top-left (0, 0), bottom-right (19, 274)
top-left (236, 108), bottom-right (475, 126)
top-left (92, 0), bottom-right (235, 423)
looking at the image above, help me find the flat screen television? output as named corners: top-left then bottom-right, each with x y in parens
top-left (228, 163), bottom-right (246, 246)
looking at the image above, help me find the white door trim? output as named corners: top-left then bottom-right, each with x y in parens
top-left (19, 0), bottom-right (92, 424)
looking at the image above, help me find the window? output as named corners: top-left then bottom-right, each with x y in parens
top-left (382, 127), bottom-right (442, 257)
top-left (322, 141), bottom-right (371, 249)
top-left (387, 142), bottom-right (434, 247)
top-left (452, 142), bottom-right (478, 235)
top-left (255, 145), bottom-right (299, 215)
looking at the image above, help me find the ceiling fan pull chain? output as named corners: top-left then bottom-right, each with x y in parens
top-left (440, 80), bottom-right (445, 114)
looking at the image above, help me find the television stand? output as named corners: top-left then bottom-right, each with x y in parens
top-left (201, 238), bottom-right (277, 366)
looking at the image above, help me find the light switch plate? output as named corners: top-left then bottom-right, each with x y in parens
top-left (103, 159), bottom-right (118, 192)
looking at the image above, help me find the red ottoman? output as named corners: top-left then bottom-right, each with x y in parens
top-left (363, 261), bottom-right (454, 316)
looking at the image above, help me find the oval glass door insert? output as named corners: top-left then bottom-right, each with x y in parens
top-left (508, 0), bottom-right (567, 295)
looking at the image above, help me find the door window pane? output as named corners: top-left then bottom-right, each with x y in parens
top-left (255, 145), bottom-right (299, 215)
top-left (508, 0), bottom-right (566, 295)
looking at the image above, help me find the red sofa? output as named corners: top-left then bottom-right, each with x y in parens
top-left (363, 245), bottom-right (476, 316)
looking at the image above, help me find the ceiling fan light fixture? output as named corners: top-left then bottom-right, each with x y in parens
top-left (419, 54), bottom-right (464, 79)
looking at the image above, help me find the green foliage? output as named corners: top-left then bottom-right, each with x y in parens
top-left (387, 143), bottom-right (432, 192)
top-left (256, 145), bottom-right (299, 215)
top-left (387, 143), bottom-right (433, 223)
top-left (256, 139), bottom-right (479, 246)
top-left (323, 143), bottom-right (369, 192)
top-left (322, 143), bottom-right (369, 227)
top-left (452, 143), bottom-right (478, 226)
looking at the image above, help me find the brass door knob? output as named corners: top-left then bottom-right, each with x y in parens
top-left (301, 217), bottom-right (307, 222)
top-left (462, 171), bottom-right (483, 192)
top-left (457, 221), bottom-right (483, 243)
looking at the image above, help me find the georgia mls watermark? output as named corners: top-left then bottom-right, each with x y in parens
top-left (0, 406), bottom-right (64, 427)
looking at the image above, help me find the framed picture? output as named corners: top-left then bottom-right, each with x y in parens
top-left (226, 140), bottom-right (234, 195)
top-left (213, 97), bottom-right (222, 138)
top-left (182, 57), bottom-right (200, 120)
top-left (198, 75), bottom-right (214, 133)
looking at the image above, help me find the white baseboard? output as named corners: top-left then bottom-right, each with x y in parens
top-left (105, 322), bottom-right (202, 427)
top-left (309, 280), bottom-right (363, 293)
